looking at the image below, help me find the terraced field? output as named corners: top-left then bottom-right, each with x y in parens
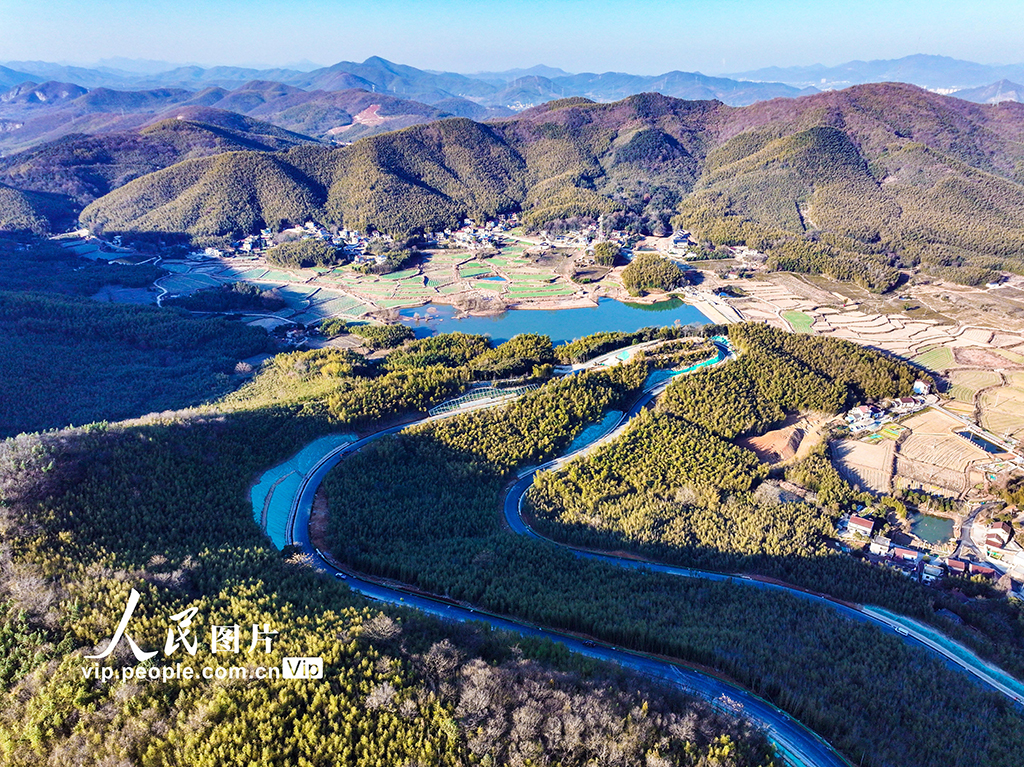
top-left (158, 273), bottom-right (222, 293)
top-left (947, 370), bottom-right (1002, 403)
top-left (831, 439), bottom-right (894, 494)
top-left (912, 345), bottom-right (956, 372)
top-left (979, 372), bottom-right (1024, 440)
top-left (469, 281), bottom-right (503, 293)
top-left (457, 263), bottom-right (494, 278)
top-left (379, 268), bottom-right (421, 281)
top-left (507, 283), bottom-right (574, 294)
top-left (782, 310), bottom-right (814, 333)
top-left (376, 297), bottom-right (428, 308)
top-left (995, 348), bottom-right (1024, 365)
top-left (895, 409), bottom-right (988, 495)
top-left (507, 287), bottom-right (578, 299)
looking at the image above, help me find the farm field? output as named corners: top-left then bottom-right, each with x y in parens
top-left (912, 346), bottom-right (956, 372)
top-left (728, 274), bottom-right (1024, 363)
top-left (979, 372), bottom-right (1024, 441)
top-left (458, 264), bottom-right (493, 278)
top-left (947, 370), bottom-right (1002, 403)
top-left (782, 310), bottom-right (814, 333)
top-left (894, 409), bottom-right (988, 496)
top-left (831, 438), bottom-right (895, 494)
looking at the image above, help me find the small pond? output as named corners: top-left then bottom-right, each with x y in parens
top-left (910, 513), bottom-right (955, 545)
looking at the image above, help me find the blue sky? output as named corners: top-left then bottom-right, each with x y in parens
top-left (1, 0), bottom-right (1021, 74)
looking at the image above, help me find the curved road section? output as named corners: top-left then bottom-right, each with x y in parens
top-left (263, 340), bottom-right (1021, 765)
top-left (283, 429), bottom-right (850, 767)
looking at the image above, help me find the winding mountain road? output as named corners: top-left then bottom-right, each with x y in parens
top-left (284, 426), bottom-right (851, 767)
top-left (269, 340), bottom-right (1022, 767)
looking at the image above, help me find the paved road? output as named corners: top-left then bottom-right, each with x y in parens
top-left (275, 340), bottom-right (1022, 765)
top-left (954, 501), bottom-right (989, 561)
top-left (506, 479), bottom-right (1024, 705)
top-left (286, 434), bottom-right (851, 767)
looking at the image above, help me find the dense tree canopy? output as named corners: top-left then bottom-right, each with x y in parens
top-left (621, 252), bottom-right (687, 295)
top-left (266, 238), bottom-right (341, 268)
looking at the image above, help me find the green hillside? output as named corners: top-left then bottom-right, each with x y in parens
top-left (0, 113), bottom-right (316, 231)
top-left (0, 183), bottom-right (74, 234)
top-left (323, 118), bottom-right (528, 232)
top-left (79, 84), bottom-right (1024, 288)
top-left (82, 150), bottom-right (326, 242)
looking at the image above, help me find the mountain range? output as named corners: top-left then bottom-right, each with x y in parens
top-left (0, 79), bottom-right (490, 156)
top-left (0, 55), bottom-right (812, 117)
top-left (4, 54), bottom-right (1023, 161)
top-left (729, 54), bottom-right (1024, 93)
top-left (951, 80), bottom-right (1024, 105)
top-left (8, 53), bottom-right (1024, 100)
top-left (0, 57), bottom-right (820, 159)
top-left (3, 54), bottom-right (1024, 293)
top-left (63, 84), bottom-right (1024, 292)
top-left (0, 109), bottom-right (315, 231)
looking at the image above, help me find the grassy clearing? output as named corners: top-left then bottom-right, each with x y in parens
top-left (782, 310), bottom-right (814, 333)
top-left (912, 345), bottom-right (955, 372)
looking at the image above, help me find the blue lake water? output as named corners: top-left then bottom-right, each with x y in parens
top-left (477, 275), bottom-right (507, 282)
top-left (398, 297), bottom-right (711, 345)
top-left (910, 513), bottom-right (955, 545)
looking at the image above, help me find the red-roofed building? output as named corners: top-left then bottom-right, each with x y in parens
top-left (848, 515), bottom-right (876, 538)
top-left (945, 558), bottom-right (967, 575)
top-left (986, 522), bottom-right (1012, 549)
top-left (891, 546), bottom-right (920, 562)
top-left (970, 563), bottom-right (997, 578)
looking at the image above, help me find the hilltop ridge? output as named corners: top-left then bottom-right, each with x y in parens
top-left (75, 84), bottom-right (1024, 291)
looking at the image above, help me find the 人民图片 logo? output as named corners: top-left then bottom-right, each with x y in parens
top-left (81, 588), bottom-right (321, 684)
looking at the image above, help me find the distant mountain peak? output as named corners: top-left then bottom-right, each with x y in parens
top-left (727, 54), bottom-right (1024, 92)
top-left (951, 79), bottom-right (1024, 104)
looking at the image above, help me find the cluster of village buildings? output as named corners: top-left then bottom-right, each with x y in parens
top-left (845, 386), bottom-right (936, 433)
top-left (215, 217), bottom-right (530, 262)
top-left (174, 214), bottom-right (708, 272)
top-left (842, 511), bottom-right (1023, 591)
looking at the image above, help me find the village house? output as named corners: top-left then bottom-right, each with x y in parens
top-left (847, 515), bottom-right (876, 538)
top-left (986, 522), bottom-right (1013, 549)
top-left (891, 396), bottom-right (919, 414)
top-left (945, 558), bottom-right (968, 576)
top-left (921, 561), bottom-right (945, 583)
top-left (891, 546), bottom-right (920, 562)
top-left (970, 562), bottom-right (997, 578)
top-left (870, 536), bottom-right (892, 556)
top-left (847, 405), bottom-right (879, 421)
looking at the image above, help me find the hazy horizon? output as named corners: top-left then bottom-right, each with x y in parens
top-left (6, 52), bottom-right (1024, 80)
top-left (2, 0), bottom-right (1022, 77)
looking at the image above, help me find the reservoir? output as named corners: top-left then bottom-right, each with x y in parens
top-left (910, 513), bottom-right (955, 545)
top-left (398, 297), bottom-right (711, 345)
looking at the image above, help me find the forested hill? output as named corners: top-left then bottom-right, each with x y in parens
top-left (81, 84), bottom-right (1024, 288)
top-left (0, 111), bottom-right (316, 230)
